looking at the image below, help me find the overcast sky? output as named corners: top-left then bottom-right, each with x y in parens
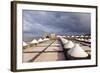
top-left (23, 10), bottom-right (91, 38)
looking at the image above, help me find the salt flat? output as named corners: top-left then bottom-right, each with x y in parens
top-left (23, 39), bottom-right (91, 63)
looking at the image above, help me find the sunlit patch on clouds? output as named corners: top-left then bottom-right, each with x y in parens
top-left (22, 10), bottom-right (91, 41)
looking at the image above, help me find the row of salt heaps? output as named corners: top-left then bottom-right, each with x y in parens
top-left (77, 38), bottom-right (91, 42)
top-left (23, 38), bottom-right (49, 47)
top-left (60, 37), bottom-right (88, 58)
top-left (31, 38), bottom-right (49, 44)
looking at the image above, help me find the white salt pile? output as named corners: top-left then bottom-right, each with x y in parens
top-left (81, 38), bottom-right (84, 41)
top-left (78, 38), bottom-right (81, 41)
top-left (61, 38), bottom-right (68, 44)
top-left (71, 35), bottom-right (74, 38)
top-left (64, 41), bottom-right (74, 49)
top-left (23, 41), bottom-right (27, 46)
top-left (31, 39), bottom-right (38, 44)
top-left (38, 38), bottom-right (43, 42)
top-left (43, 38), bottom-right (49, 41)
top-left (76, 36), bottom-right (79, 38)
top-left (68, 44), bottom-right (88, 58)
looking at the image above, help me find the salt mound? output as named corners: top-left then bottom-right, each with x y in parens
top-left (43, 38), bottom-right (49, 41)
top-left (31, 39), bottom-right (38, 44)
top-left (23, 42), bottom-right (27, 46)
top-left (60, 38), bottom-right (64, 41)
top-left (81, 38), bottom-right (84, 41)
top-left (64, 41), bottom-right (74, 48)
top-left (61, 38), bottom-right (68, 44)
top-left (68, 44), bottom-right (88, 58)
top-left (78, 38), bottom-right (81, 41)
top-left (38, 38), bottom-right (43, 42)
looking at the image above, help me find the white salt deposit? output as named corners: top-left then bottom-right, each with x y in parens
top-left (31, 39), bottom-right (38, 44)
top-left (23, 42), bottom-right (27, 46)
top-left (80, 35), bottom-right (84, 38)
top-left (61, 38), bottom-right (68, 44)
top-left (81, 38), bottom-right (84, 41)
top-left (43, 38), bottom-right (49, 41)
top-left (68, 44), bottom-right (88, 58)
top-left (77, 38), bottom-right (81, 41)
top-left (38, 38), bottom-right (43, 42)
top-left (76, 36), bottom-right (79, 38)
top-left (71, 35), bottom-right (74, 37)
top-left (64, 41), bottom-right (74, 49)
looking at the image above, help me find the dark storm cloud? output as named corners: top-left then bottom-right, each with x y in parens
top-left (23, 10), bottom-right (91, 37)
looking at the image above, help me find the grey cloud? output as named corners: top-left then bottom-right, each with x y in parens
top-left (23, 10), bottom-right (91, 38)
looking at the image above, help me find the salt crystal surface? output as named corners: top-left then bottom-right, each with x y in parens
top-left (68, 44), bottom-right (88, 58)
top-left (31, 39), bottom-right (38, 44)
top-left (38, 38), bottom-right (43, 42)
top-left (64, 41), bottom-right (74, 49)
top-left (23, 41), bottom-right (27, 46)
